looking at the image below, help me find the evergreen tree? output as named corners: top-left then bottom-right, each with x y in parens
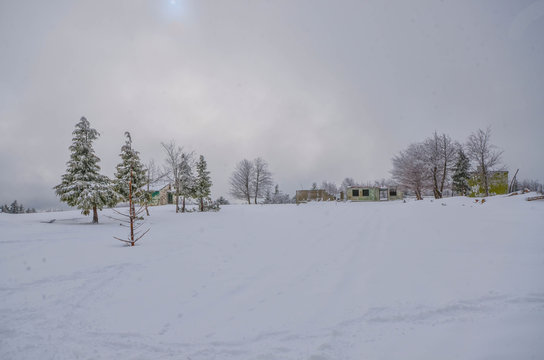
top-left (194, 155), bottom-right (212, 211)
top-left (179, 152), bottom-right (195, 212)
top-left (216, 196), bottom-right (230, 205)
top-left (1, 204), bottom-right (8, 213)
top-left (114, 132), bottom-right (147, 204)
top-left (263, 184), bottom-right (291, 204)
top-left (9, 200), bottom-right (19, 214)
top-left (54, 117), bottom-right (116, 223)
top-left (263, 188), bottom-right (272, 204)
top-left (452, 148), bottom-right (471, 196)
top-left (113, 160), bottom-right (150, 247)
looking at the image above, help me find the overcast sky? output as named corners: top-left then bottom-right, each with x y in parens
top-left (1, 0), bottom-right (543, 209)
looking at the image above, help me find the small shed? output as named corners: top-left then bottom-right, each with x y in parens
top-left (149, 182), bottom-right (174, 206)
top-left (346, 186), bottom-right (403, 201)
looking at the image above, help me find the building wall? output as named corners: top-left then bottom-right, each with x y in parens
top-left (150, 185), bottom-right (172, 206)
top-left (295, 190), bottom-right (336, 204)
top-left (388, 189), bottom-right (403, 201)
top-left (468, 171), bottom-right (508, 197)
top-left (347, 187), bottom-right (403, 201)
top-left (150, 191), bottom-right (161, 206)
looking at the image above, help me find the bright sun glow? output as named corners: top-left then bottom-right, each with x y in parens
top-left (161, 0), bottom-right (185, 21)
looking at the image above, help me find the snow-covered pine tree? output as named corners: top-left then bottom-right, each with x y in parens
top-left (9, 200), bottom-right (19, 214)
top-left (263, 184), bottom-right (291, 204)
top-left (54, 117), bottom-right (116, 223)
top-left (179, 152), bottom-right (195, 213)
top-left (114, 132), bottom-right (147, 204)
top-left (263, 188), bottom-right (272, 204)
top-left (113, 167), bottom-right (150, 247)
top-left (194, 155), bottom-right (212, 212)
top-left (216, 196), bottom-right (229, 205)
top-left (452, 148), bottom-right (471, 196)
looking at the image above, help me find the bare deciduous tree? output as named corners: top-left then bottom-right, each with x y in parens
top-left (144, 159), bottom-right (164, 216)
top-left (373, 178), bottom-right (394, 187)
top-left (230, 158), bottom-right (273, 204)
top-left (391, 143), bottom-right (428, 200)
top-left (230, 159), bottom-right (254, 204)
top-left (340, 177), bottom-right (357, 199)
top-left (253, 158), bottom-right (273, 204)
top-left (423, 132), bottom-right (459, 198)
top-left (517, 178), bottom-right (543, 193)
top-left (161, 141), bottom-right (183, 212)
top-left (321, 181), bottom-right (338, 196)
top-left (466, 127), bottom-right (503, 197)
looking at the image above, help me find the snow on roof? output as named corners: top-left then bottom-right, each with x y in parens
top-left (148, 180), bottom-right (171, 192)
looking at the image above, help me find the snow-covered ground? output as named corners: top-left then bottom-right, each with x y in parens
top-left (1, 194), bottom-right (543, 359)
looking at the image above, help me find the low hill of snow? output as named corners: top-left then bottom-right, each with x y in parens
top-left (1, 194), bottom-right (543, 359)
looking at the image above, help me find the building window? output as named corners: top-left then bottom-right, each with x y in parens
top-left (362, 189), bottom-right (369, 197)
top-left (352, 189), bottom-right (359, 197)
top-left (389, 189), bottom-right (397, 196)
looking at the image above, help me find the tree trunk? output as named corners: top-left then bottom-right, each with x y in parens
top-left (480, 156), bottom-right (489, 197)
top-left (247, 193), bottom-right (251, 204)
top-left (254, 174), bottom-right (259, 205)
top-left (432, 167), bottom-right (442, 199)
top-left (182, 197), bottom-right (186, 213)
top-left (92, 205), bottom-right (98, 223)
top-left (200, 197), bottom-right (204, 212)
top-left (415, 188), bottom-right (423, 200)
top-left (129, 172), bottom-right (135, 246)
top-left (484, 172), bottom-right (489, 197)
top-left (175, 187), bottom-right (179, 213)
top-left (145, 174), bottom-right (150, 216)
top-left (440, 161), bottom-right (447, 195)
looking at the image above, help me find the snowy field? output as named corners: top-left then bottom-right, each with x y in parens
top-left (1, 194), bottom-right (543, 359)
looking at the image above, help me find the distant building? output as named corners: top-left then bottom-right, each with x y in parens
top-left (346, 186), bottom-right (403, 201)
top-left (295, 189), bottom-right (336, 204)
top-left (468, 170), bottom-right (508, 197)
top-left (149, 182), bottom-right (174, 206)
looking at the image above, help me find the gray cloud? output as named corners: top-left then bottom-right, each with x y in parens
top-left (1, 0), bottom-right (543, 209)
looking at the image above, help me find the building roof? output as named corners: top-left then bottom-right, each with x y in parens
top-left (148, 180), bottom-right (172, 192)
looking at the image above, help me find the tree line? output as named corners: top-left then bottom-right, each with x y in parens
top-left (1, 200), bottom-right (36, 214)
top-left (391, 127), bottom-right (503, 200)
top-left (294, 127), bottom-right (541, 201)
top-left (54, 117), bottom-right (214, 223)
top-left (40, 119), bottom-right (544, 220)
top-left (228, 158), bottom-right (294, 204)
top-left (160, 141), bottom-right (213, 213)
